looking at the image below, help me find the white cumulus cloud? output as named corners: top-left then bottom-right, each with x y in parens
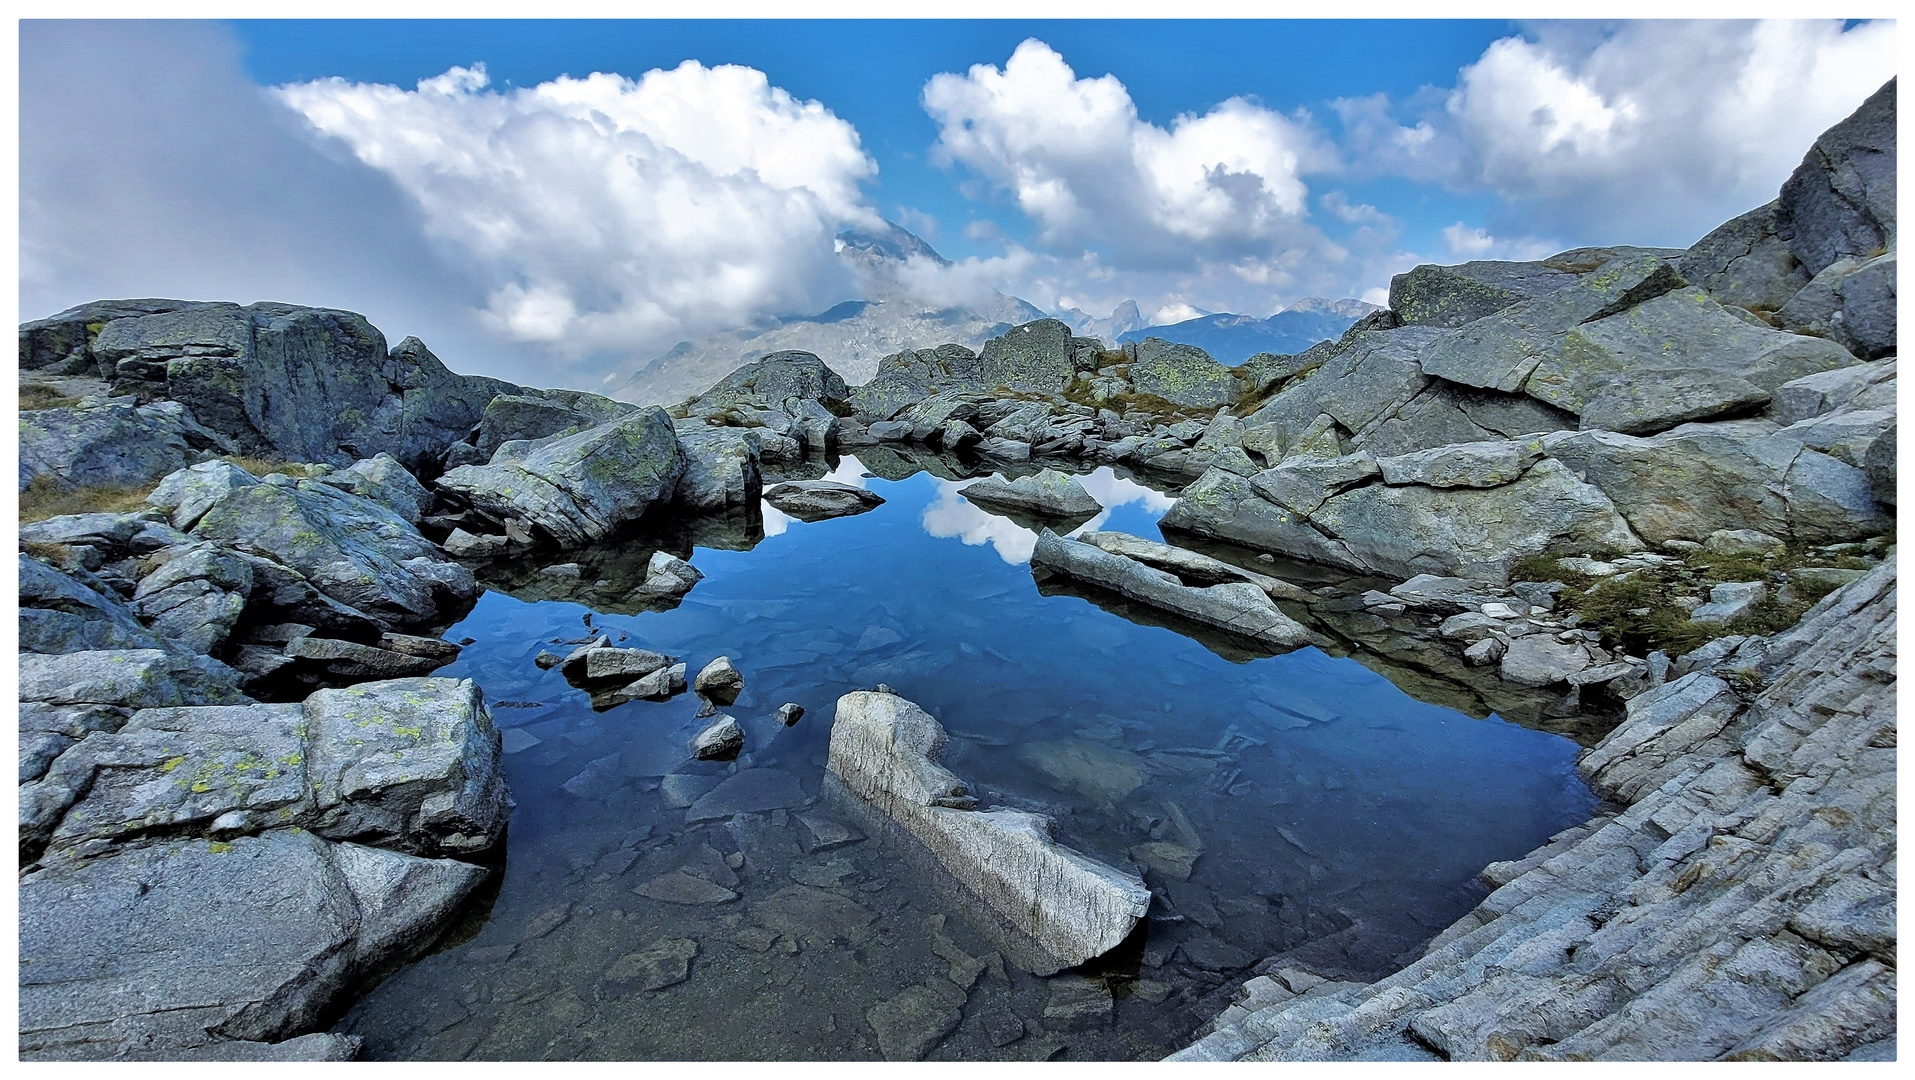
top-left (274, 60), bottom-right (882, 357)
top-left (1338, 19), bottom-right (1897, 243)
top-left (922, 39), bottom-right (1337, 267)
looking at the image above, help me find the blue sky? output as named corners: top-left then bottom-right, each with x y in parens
top-left (19, 19), bottom-right (1897, 385)
top-left (227, 19), bottom-right (1513, 265)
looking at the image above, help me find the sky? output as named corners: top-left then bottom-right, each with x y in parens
top-left (17, 18), bottom-right (1897, 387)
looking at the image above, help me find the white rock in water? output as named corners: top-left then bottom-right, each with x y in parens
top-left (825, 689), bottom-right (1150, 970)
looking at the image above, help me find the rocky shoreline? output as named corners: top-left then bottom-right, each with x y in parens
top-left (16, 80), bottom-right (1895, 1060)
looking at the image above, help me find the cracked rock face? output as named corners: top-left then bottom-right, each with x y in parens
top-left (825, 689), bottom-right (1151, 972)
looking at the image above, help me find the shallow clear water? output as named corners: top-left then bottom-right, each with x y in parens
top-left (337, 455), bottom-right (1598, 1061)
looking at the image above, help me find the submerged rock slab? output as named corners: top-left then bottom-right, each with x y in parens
top-left (825, 690), bottom-right (1150, 971)
top-left (1076, 530), bottom-right (1315, 603)
top-left (1032, 530), bottom-right (1322, 648)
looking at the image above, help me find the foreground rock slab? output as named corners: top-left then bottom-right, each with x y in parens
top-left (826, 689), bottom-right (1150, 971)
top-left (20, 824), bottom-right (487, 1059)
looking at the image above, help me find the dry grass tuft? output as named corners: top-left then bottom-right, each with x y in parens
top-left (18, 475), bottom-right (151, 524)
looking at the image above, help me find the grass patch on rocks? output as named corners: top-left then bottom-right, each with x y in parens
top-left (19, 384), bottom-right (83, 411)
top-left (1537, 538), bottom-right (1888, 658)
top-left (18, 475), bottom-right (152, 524)
top-left (221, 456), bottom-right (323, 479)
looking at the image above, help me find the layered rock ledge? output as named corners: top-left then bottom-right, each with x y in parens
top-left (1173, 563), bottom-right (1896, 1061)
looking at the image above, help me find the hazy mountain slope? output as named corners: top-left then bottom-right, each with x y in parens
top-left (1117, 297), bottom-right (1381, 362)
top-left (606, 223), bottom-right (1046, 406)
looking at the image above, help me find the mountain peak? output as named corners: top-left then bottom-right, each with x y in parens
top-left (835, 221), bottom-right (950, 268)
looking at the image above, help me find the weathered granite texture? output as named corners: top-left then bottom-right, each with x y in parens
top-left (826, 690), bottom-right (1151, 972)
top-left (1174, 563), bottom-right (1896, 1061)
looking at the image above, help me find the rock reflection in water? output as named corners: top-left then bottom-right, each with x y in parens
top-left (336, 459), bottom-right (1598, 1060)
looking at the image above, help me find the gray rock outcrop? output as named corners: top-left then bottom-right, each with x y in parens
top-left (826, 689), bottom-right (1151, 971)
top-left (435, 408), bottom-right (686, 546)
top-left (23, 302), bottom-right (522, 472)
top-left (764, 479), bottom-right (885, 521)
top-left (19, 399), bottom-right (233, 493)
top-left (1163, 454), bottom-right (1640, 584)
top-left (1127, 338), bottom-right (1242, 408)
top-left (191, 474), bottom-right (479, 632)
top-left (961, 469), bottom-right (1104, 518)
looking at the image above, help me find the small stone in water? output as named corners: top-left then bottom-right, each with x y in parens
top-left (776, 702), bottom-right (804, 726)
top-left (600, 938), bottom-right (698, 995)
top-left (534, 651), bottom-right (563, 670)
top-left (634, 871), bottom-right (737, 905)
top-left (691, 716), bottom-right (743, 761)
top-left (693, 656), bottom-right (744, 704)
top-left (1131, 979), bottom-right (1172, 1004)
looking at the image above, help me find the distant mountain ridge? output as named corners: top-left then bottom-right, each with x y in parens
top-left (1116, 297), bottom-right (1381, 363)
top-left (607, 222), bottom-right (1044, 406)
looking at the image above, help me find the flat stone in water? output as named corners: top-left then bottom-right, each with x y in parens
top-left (1043, 975), bottom-right (1114, 1028)
top-left (659, 773), bottom-right (722, 809)
top-left (866, 977), bottom-right (968, 1061)
top-left (789, 855), bottom-right (859, 887)
top-left (684, 767), bottom-right (806, 822)
top-left (795, 812), bottom-right (861, 853)
top-left (1176, 929), bottom-right (1255, 971)
top-left (633, 871), bottom-right (738, 906)
top-left (524, 903), bottom-right (571, 939)
top-left (748, 885), bottom-right (878, 948)
top-left (560, 753), bottom-right (624, 800)
top-left (981, 1006), bottom-right (1026, 1047)
top-left (600, 938), bottom-right (699, 995)
top-left (1014, 738), bottom-right (1147, 803)
top-left (500, 728), bottom-right (542, 754)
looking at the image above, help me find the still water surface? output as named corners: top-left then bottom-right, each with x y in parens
top-left (337, 456), bottom-right (1597, 1060)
